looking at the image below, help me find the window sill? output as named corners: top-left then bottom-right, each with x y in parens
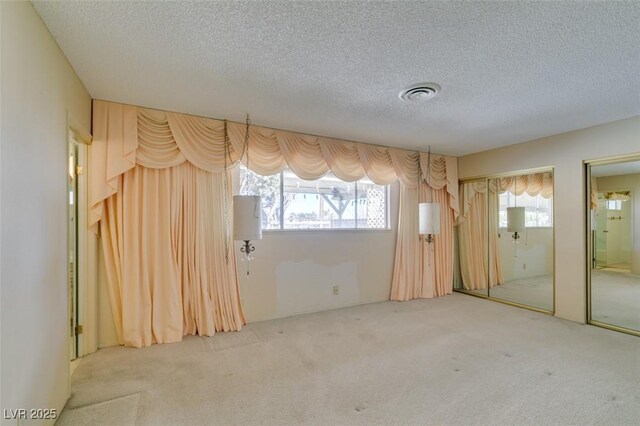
top-left (261, 228), bottom-right (393, 236)
top-left (498, 226), bottom-right (553, 230)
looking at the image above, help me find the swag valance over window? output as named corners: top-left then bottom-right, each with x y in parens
top-left (90, 100), bottom-right (459, 231)
top-left (460, 172), bottom-right (553, 220)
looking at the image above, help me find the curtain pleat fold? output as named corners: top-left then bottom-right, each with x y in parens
top-left (319, 138), bottom-right (365, 182)
top-left (590, 177), bottom-right (598, 210)
top-left (458, 183), bottom-right (491, 290)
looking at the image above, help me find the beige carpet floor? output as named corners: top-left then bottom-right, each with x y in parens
top-left (481, 275), bottom-right (554, 311)
top-left (592, 269), bottom-right (640, 331)
top-left (58, 294), bottom-right (640, 426)
top-left (465, 270), bottom-right (640, 331)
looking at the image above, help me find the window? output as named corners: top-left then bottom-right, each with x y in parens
top-left (498, 191), bottom-right (553, 228)
top-left (605, 200), bottom-right (622, 211)
top-left (239, 166), bottom-right (389, 230)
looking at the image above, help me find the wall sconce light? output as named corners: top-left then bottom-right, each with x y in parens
top-left (233, 195), bottom-right (262, 275)
top-left (507, 206), bottom-right (525, 240)
top-left (419, 202), bottom-right (440, 243)
top-left (419, 146), bottom-right (440, 244)
top-left (507, 177), bottom-right (525, 242)
top-left (226, 114), bottom-right (262, 276)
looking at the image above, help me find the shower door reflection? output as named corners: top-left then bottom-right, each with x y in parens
top-left (590, 160), bottom-right (640, 334)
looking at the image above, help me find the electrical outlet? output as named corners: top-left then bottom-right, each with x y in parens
top-left (332, 285), bottom-right (339, 295)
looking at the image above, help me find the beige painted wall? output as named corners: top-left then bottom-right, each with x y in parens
top-left (1, 1), bottom-right (91, 422)
top-left (499, 228), bottom-right (553, 282)
top-left (97, 181), bottom-right (399, 346)
top-left (238, 182), bottom-right (399, 322)
top-left (595, 174), bottom-right (640, 275)
top-left (458, 116), bottom-right (640, 322)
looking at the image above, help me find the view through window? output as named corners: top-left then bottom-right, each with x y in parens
top-left (239, 166), bottom-right (388, 230)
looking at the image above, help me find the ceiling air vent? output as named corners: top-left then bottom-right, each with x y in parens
top-left (399, 83), bottom-right (440, 103)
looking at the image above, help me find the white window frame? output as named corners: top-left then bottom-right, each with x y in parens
top-left (239, 166), bottom-right (391, 232)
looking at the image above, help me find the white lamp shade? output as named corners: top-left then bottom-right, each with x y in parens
top-left (507, 207), bottom-right (525, 233)
top-left (233, 195), bottom-right (262, 241)
top-left (419, 202), bottom-right (440, 235)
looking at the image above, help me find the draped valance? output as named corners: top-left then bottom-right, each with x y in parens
top-left (460, 172), bottom-right (553, 220)
top-left (492, 172), bottom-right (553, 198)
top-left (90, 100), bottom-right (459, 231)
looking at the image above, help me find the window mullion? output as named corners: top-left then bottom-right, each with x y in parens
top-left (385, 185), bottom-right (389, 228)
top-left (354, 181), bottom-right (358, 229)
top-left (279, 171), bottom-right (284, 230)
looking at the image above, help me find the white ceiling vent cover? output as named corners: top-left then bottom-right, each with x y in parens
top-left (399, 83), bottom-right (441, 103)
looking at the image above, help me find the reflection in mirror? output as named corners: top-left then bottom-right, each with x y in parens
top-left (456, 180), bottom-right (489, 297)
top-left (590, 161), bottom-right (640, 333)
top-left (488, 172), bottom-right (554, 311)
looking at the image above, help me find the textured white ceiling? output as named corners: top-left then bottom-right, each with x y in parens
top-left (33, 1), bottom-right (640, 156)
top-left (592, 161), bottom-right (640, 177)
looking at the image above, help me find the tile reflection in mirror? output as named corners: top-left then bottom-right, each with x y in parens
top-left (487, 173), bottom-right (554, 311)
top-left (590, 161), bottom-right (640, 333)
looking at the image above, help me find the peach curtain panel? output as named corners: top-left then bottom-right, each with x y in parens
top-left (390, 184), bottom-right (456, 300)
top-left (458, 181), bottom-right (502, 290)
top-left (100, 163), bottom-right (245, 347)
top-left (90, 100), bottom-right (461, 347)
top-left (590, 177), bottom-right (598, 210)
top-left (390, 154), bottom-right (459, 301)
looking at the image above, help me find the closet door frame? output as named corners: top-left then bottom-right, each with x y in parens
top-left (456, 166), bottom-right (555, 315)
top-left (585, 154), bottom-right (640, 337)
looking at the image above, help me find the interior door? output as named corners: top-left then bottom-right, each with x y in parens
top-left (68, 137), bottom-right (79, 360)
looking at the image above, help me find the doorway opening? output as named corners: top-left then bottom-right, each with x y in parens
top-left (595, 191), bottom-right (632, 273)
top-left (68, 133), bottom-right (81, 360)
top-left (66, 115), bottom-right (96, 379)
top-left (68, 123), bottom-right (93, 366)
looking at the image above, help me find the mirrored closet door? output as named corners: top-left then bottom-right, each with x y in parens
top-left (589, 158), bottom-right (640, 336)
top-left (455, 170), bottom-right (555, 313)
